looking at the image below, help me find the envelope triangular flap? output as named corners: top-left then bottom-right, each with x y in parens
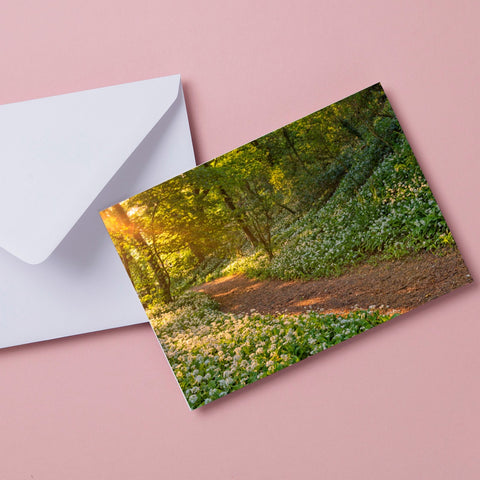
top-left (0, 74), bottom-right (181, 264)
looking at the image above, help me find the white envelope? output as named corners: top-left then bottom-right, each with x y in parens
top-left (0, 74), bottom-right (196, 348)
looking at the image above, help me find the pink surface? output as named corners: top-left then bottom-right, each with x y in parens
top-left (0, 1), bottom-right (479, 478)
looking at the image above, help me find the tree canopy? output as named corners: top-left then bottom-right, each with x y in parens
top-left (100, 83), bottom-right (453, 309)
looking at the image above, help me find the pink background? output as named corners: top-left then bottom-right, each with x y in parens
top-left (1, 1), bottom-right (479, 478)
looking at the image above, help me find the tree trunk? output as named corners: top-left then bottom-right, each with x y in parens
top-left (218, 186), bottom-right (259, 248)
top-left (282, 128), bottom-right (305, 169)
top-left (110, 203), bottom-right (172, 303)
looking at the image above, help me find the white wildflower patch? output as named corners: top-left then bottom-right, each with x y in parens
top-left (153, 291), bottom-right (395, 409)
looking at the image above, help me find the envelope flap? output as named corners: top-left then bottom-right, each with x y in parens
top-left (0, 74), bottom-right (181, 264)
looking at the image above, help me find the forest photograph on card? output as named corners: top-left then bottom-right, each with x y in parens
top-left (101, 84), bottom-right (471, 409)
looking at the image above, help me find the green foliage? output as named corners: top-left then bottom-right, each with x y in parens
top-left (102, 82), bottom-right (456, 305)
top-left (152, 291), bottom-right (396, 409)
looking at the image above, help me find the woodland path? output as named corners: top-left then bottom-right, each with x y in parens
top-left (193, 250), bottom-right (472, 316)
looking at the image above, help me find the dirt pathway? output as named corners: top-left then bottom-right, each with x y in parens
top-left (193, 250), bottom-right (472, 316)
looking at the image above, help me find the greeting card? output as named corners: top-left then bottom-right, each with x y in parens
top-left (101, 84), bottom-right (471, 409)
